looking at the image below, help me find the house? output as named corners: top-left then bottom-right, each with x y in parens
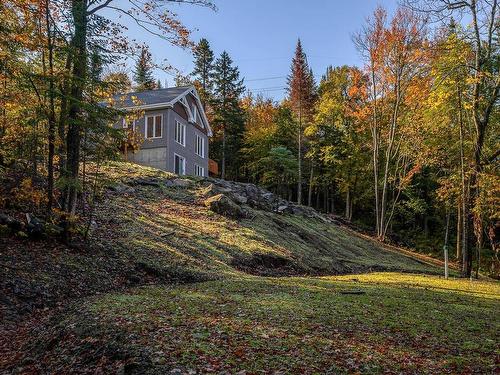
top-left (113, 85), bottom-right (213, 177)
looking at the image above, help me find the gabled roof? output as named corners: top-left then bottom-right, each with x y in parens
top-left (112, 86), bottom-right (192, 108)
top-left (111, 85), bottom-right (212, 136)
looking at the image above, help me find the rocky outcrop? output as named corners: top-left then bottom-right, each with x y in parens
top-left (201, 178), bottom-right (330, 221)
top-left (108, 173), bottom-right (331, 221)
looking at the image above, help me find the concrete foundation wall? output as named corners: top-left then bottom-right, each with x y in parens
top-left (128, 147), bottom-right (168, 171)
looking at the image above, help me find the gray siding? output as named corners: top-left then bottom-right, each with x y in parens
top-left (122, 106), bottom-right (209, 177)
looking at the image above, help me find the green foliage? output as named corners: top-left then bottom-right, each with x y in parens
top-left (210, 51), bottom-right (246, 179)
top-left (251, 147), bottom-right (298, 192)
top-left (191, 38), bottom-right (214, 107)
top-left (133, 47), bottom-right (156, 92)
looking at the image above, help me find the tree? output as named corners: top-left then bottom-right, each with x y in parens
top-left (405, 0), bottom-right (500, 278)
top-left (0, 0), bottom-right (215, 238)
top-left (211, 51), bottom-right (245, 180)
top-left (286, 39), bottom-right (316, 204)
top-left (192, 38), bottom-right (214, 109)
top-left (307, 65), bottom-right (370, 220)
top-left (354, 7), bottom-right (430, 241)
top-left (133, 47), bottom-right (156, 92)
top-left (103, 71), bottom-right (132, 95)
top-left (252, 147), bottom-right (298, 197)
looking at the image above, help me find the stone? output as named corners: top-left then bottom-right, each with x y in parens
top-left (231, 193), bottom-right (248, 205)
top-left (172, 178), bottom-right (193, 188)
top-left (109, 183), bottom-right (135, 194)
top-left (0, 213), bottom-right (23, 232)
top-left (134, 178), bottom-right (161, 187)
top-left (25, 213), bottom-right (44, 238)
top-left (204, 194), bottom-right (244, 219)
top-left (277, 205), bottom-right (290, 214)
top-left (0, 224), bottom-right (11, 237)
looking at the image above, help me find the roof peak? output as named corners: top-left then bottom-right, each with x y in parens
top-left (122, 85), bottom-right (193, 97)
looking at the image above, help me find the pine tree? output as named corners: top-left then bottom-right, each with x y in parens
top-left (133, 47), bottom-right (156, 91)
top-left (211, 51), bottom-right (245, 179)
top-left (286, 39), bottom-right (316, 204)
top-left (192, 38), bottom-right (214, 109)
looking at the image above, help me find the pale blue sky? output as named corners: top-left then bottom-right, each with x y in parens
top-left (107, 1), bottom-right (399, 99)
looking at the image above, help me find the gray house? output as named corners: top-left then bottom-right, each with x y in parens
top-left (113, 85), bottom-right (212, 177)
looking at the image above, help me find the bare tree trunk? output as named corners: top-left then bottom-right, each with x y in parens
top-left (458, 85), bottom-right (470, 276)
top-left (456, 201), bottom-right (462, 260)
top-left (323, 185), bottom-right (328, 213)
top-left (370, 67), bottom-right (381, 237)
top-left (297, 107), bottom-right (302, 205)
top-left (444, 209), bottom-right (450, 279)
top-left (221, 124), bottom-right (226, 179)
top-left (45, 0), bottom-right (56, 214)
top-left (63, 0), bottom-right (88, 221)
top-left (345, 188), bottom-right (351, 221)
top-left (307, 163), bottom-right (313, 207)
top-left (379, 83), bottom-right (400, 241)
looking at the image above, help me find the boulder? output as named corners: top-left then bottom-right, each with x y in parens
top-left (25, 213), bottom-right (43, 238)
top-left (0, 213), bottom-right (23, 232)
top-left (108, 183), bottom-right (135, 194)
top-left (204, 194), bottom-right (244, 219)
top-left (172, 178), bottom-right (193, 188)
top-left (231, 193), bottom-right (248, 205)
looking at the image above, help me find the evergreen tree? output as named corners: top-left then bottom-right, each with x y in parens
top-left (133, 47), bottom-right (156, 91)
top-left (192, 38), bottom-right (214, 109)
top-left (286, 39), bottom-right (316, 204)
top-left (211, 51), bottom-right (245, 179)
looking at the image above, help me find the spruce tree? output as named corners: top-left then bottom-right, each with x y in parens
top-left (133, 47), bottom-right (156, 91)
top-left (192, 38), bottom-right (214, 109)
top-left (211, 51), bottom-right (245, 179)
top-left (286, 39), bottom-right (316, 204)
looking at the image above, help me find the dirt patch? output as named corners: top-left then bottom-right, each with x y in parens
top-left (231, 253), bottom-right (305, 276)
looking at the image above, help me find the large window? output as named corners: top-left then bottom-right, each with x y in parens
top-left (146, 115), bottom-right (162, 139)
top-left (174, 154), bottom-right (186, 175)
top-left (174, 120), bottom-right (186, 146)
top-left (194, 164), bottom-right (205, 177)
top-left (195, 134), bottom-right (204, 158)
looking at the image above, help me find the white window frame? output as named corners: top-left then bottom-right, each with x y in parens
top-left (122, 118), bottom-right (136, 131)
top-left (174, 120), bottom-right (186, 146)
top-left (174, 153), bottom-right (186, 176)
top-left (195, 134), bottom-right (205, 158)
top-left (192, 104), bottom-right (198, 123)
top-left (194, 164), bottom-right (205, 177)
top-left (145, 115), bottom-right (162, 139)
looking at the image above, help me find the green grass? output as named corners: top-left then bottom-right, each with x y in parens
top-left (90, 162), bottom-right (436, 281)
top-left (53, 272), bottom-right (499, 374)
top-left (5, 162), bottom-right (498, 374)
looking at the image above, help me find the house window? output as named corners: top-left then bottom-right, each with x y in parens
top-left (195, 134), bottom-right (204, 158)
top-left (194, 164), bottom-right (205, 177)
top-left (146, 115), bottom-right (162, 139)
top-left (122, 118), bottom-right (136, 131)
top-left (192, 104), bottom-right (198, 123)
top-left (174, 154), bottom-right (186, 175)
top-left (174, 120), bottom-right (186, 146)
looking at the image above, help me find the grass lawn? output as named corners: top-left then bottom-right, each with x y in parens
top-left (46, 272), bottom-right (499, 374)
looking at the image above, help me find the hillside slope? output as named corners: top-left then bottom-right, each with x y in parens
top-left (6, 162), bottom-right (495, 374)
top-left (1, 162), bottom-right (439, 322)
top-left (92, 162), bottom-right (436, 279)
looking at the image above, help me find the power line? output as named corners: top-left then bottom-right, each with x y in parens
top-left (245, 76), bottom-right (286, 82)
